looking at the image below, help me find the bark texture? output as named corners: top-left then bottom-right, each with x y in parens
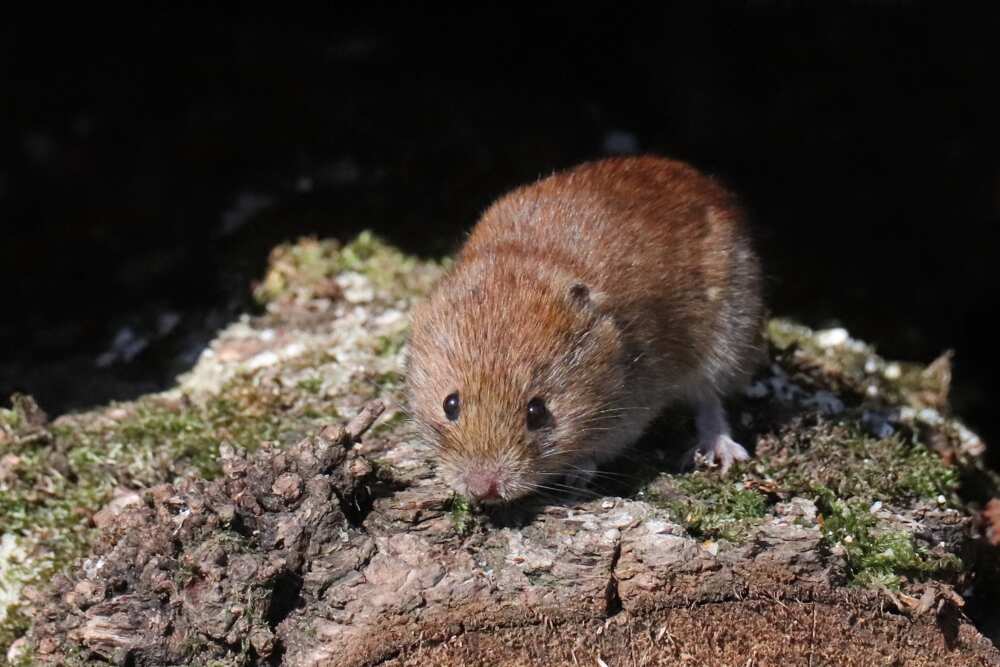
top-left (25, 396), bottom-right (999, 665)
top-left (7, 236), bottom-right (999, 666)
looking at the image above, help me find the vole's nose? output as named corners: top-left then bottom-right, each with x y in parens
top-left (465, 471), bottom-right (500, 501)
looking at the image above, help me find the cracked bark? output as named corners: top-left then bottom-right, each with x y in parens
top-left (24, 400), bottom-right (1000, 666)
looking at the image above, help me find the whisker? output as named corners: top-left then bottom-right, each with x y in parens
top-left (517, 481), bottom-right (605, 499)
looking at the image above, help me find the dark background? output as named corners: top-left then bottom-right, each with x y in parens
top-left (2, 6), bottom-right (998, 454)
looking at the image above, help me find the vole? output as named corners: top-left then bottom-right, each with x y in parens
top-left (406, 156), bottom-right (764, 504)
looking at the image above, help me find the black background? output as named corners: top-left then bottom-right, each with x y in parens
top-left (2, 6), bottom-right (998, 455)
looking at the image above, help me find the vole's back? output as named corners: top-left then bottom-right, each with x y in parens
top-left (459, 156), bottom-right (763, 394)
top-left (408, 156), bottom-right (764, 502)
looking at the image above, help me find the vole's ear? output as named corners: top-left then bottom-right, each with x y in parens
top-left (567, 282), bottom-right (607, 311)
top-left (568, 282), bottom-right (590, 304)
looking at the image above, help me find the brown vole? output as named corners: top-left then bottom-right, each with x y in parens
top-left (406, 156), bottom-right (764, 503)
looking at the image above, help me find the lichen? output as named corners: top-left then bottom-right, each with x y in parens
top-left (0, 234), bottom-right (449, 657)
top-left (766, 319), bottom-right (951, 410)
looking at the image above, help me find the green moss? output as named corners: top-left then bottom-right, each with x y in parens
top-left (640, 419), bottom-right (962, 586)
top-left (0, 234), bottom-right (439, 657)
top-left (0, 406), bottom-right (21, 431)
top-left (448, 494), bottom-right (473, 535)
top-left (766, 319), bottom-right (813, 352)
top-left (372, 370), bottom-right (404, 390)
top-left (817, 492), bottom-right (962, 589)
top-left (296, 377), bottom-right (324, 395)
top-left (524, 571), bottom-right (559, 587)
top-left (2, 247), bottom-right (985, 657)
top-left (337, 231), bottom-right (384, 270)
top-left (253, 237), bottom-right (343, 306)
top-left (372, 331), bottom-right (407, 358)
top-left (338, 231), bottom-right (449, 295)
top-left (370, 411), bottom-right (406, 438)
top-left (652, 472), bottom-right (768, 542)
top-left (0, 395), bottom-right (48, 451)
top-left (761, 421), bottom-right (959, 506)
top-left (61, 386), bottom-right (287, 487)
top-left (0, 604), bottom-right (30, 665)
top-left (0, 418), bottom-right (116, 641)
top-left (253, 231), bottom-right (446, 307)
top-left (0, 371), bottom-right (338, 655)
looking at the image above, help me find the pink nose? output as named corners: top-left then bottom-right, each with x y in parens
top-left (465, 472), bottom-right (499, 501)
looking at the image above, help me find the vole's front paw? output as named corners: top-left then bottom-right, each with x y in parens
top-left (688, 434), bottom-right (750, 473)
top-left (689, 392), bottom-right (751, 474)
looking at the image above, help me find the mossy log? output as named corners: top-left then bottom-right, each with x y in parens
top-left (3, 235), bottom-right (999, 665)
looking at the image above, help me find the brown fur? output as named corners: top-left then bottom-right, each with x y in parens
top-left (406, 156), bottom-right (764, 501)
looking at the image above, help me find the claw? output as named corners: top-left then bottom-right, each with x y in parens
top-left (687, 391), bottom-right (751, 473)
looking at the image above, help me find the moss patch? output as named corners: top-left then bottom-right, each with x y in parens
top-left (253, 231), bottom-right (447, 308)
top-left (64, 373), bottom-right (331, 485)
top-left (643, 411), bottom-right (962, 588)
top-left (817, 492), bottom-right (963, 589)
top-left (372, 330), bottom-right (408, 359)
top-left (448, 494), bottom-right (473, 535)
top-left (757, 418), bottom-right (959, 506)
top-left (749, 418), bottom-right (961, 588)
top-left (0, 371), bottom-right (339, 655)
top-left (0, 604), bottom-right (30, 665)
top-left (252, 236), bottom-right (344, 307)
top-left (0, 407), bottom-right (21, 433)
top-left (650, 472), bottom-right (769, 542)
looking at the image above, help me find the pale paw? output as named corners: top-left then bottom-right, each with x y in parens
top-left (689, 434), bottom-right (750, 473)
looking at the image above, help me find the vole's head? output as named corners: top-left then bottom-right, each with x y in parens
top-left (406, 261), bottom-right (626, 504)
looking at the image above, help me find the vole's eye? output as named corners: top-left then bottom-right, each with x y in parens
top-left (443, 392), bottom-right (461, 421)
top-left (526, 397), bottom-right (549, 430)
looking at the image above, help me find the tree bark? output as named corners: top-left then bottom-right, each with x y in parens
top-left (11, 237), bottom-right (999, 666)
top-left (26, 399), bottom-right (999, 666)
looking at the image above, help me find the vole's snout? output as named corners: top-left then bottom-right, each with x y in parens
top-left (464, 470), bottom-right (501, 502)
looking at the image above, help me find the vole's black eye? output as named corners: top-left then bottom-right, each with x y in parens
top-left (526, 397), bottom-right (549, 430)
top-left (443, 392), bottom-right (461, 421)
